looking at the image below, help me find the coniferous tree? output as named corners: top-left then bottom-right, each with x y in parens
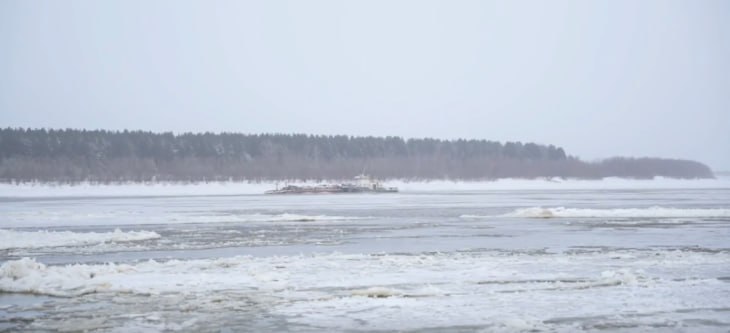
top-left (0, 128), bottom-right (714, 183)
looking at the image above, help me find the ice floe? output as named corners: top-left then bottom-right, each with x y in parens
top-left (0, 228), bottom-right (160, 250)
top-left (500, 206), bottom-right (730, 219)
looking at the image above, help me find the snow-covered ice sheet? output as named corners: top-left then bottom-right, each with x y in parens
top-left (1, 249), bottom-right (729, 331)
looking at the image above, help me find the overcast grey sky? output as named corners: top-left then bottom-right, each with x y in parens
top-left (1, 1), bottom-right (729, 169)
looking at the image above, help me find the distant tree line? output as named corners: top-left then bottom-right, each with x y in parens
top-left (0, 128), bottom-right (714, 183)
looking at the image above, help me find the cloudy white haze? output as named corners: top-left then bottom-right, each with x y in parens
top-left (1, 0), bottom-right (729, 169)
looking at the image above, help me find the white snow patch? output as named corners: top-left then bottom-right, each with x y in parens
top-left (0, 181), bottom-right (272, 198)
top-left (0, 176), bottom-right (728, 198)
top-left (496, 206), bottom-right (730, 219)
top-left (0, 211), bottom-right (369, 228)
top-left (393, 176), bottom-right (730, 192)
top-left (0, 228), bottom-right (160, 250)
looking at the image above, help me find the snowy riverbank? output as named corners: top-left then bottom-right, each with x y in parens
top-left (0, 177), bottom-right (728, 198)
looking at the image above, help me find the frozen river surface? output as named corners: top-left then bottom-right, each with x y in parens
top-left (1, 179), bottom-right (730, 332)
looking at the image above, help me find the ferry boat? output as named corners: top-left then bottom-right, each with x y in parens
top-left (265, 175), bottom-right (398, 194)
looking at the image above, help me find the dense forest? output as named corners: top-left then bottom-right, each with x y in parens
top-left (0, 128), bottom-right (714, 182)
